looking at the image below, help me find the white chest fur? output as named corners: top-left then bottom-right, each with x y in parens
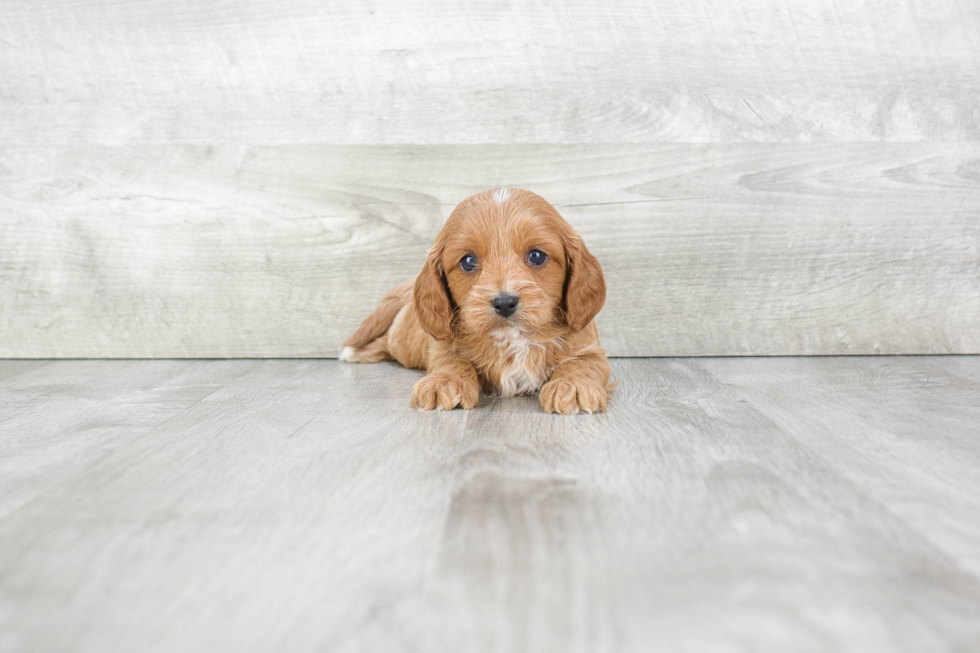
top-left (491, 327), bottom-right (547, 397)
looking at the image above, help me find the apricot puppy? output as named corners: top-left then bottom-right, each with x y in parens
top-left (341, 188), bottom-right (612, 414)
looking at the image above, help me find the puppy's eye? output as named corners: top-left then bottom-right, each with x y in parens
top-left (460, 254), bottom-right (478, 272)
top-left (526, 249), bottom-right (547, 266)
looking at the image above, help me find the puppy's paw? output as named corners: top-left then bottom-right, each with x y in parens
top-left (540, 377), bottom-right (608, 415)
top-left (411, 373), bottom-right (479, 411)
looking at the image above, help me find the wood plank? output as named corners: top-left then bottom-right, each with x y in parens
top-left (2, 143), bottom-right (978, 357)
top-left (343, 359), bottom-right (980, 652)
top-left (700, 356), bottom-right (980, 576)
top-left (913, 355), bottom-right (980, 385)
top-left (0, 359), bottom-right (256, 518)
top-left (1, 359), bottom-right (979, 652)
top-left (0, 360), bottom-right (52, 381)
top-left (1, 0), bottom-right (978, 143)
top-left (0, 360), bottom-right (455, 653)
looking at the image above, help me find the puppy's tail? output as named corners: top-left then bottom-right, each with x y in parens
top-left (339, 277), bottom-right (414, 363)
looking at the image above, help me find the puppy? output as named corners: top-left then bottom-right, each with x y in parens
top-left (340, 188), bottom-right (612, 414)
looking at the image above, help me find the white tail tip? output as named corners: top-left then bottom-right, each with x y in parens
top-left (338, 346), bottom-right (356, 361)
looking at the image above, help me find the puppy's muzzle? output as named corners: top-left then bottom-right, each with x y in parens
top-left (491, 293), bottom-right (519, 318)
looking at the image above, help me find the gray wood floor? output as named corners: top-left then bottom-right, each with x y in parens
top-left (1, 357), bottom-right (979, 652)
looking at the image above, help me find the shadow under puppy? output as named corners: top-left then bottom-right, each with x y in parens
top-left (341, 188), bottom-right (613, 414)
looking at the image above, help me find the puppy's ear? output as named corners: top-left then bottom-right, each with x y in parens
top-left (562, 230), bottom-right (606, 331)
top-left (414, 248), bottom-right (454, 340)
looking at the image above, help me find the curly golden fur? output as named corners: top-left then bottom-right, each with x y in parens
top-left (341, 188), bottom-right (612, 414)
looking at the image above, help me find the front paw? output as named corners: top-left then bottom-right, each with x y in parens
top-left (411, 373), bottom-right (479, 410)
top-left (540, 377), bottom-right (608, 415)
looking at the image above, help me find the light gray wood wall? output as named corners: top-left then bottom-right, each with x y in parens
top-left (1, 0), bottom-right (978, 357)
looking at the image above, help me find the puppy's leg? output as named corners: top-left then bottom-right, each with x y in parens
top-left (340, 278), bottom-right (414, 364)
top-left (411, 352), bottom-right (480, 410)
top-left (339, 333), bottom-right (393, 363)
top-left (540, 351), bottom-right (612, 415)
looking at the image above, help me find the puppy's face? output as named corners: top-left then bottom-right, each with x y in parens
top-left (415, 188), bottom-right (605, 340)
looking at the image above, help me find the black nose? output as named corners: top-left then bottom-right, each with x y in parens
top-left (491, 294), bottom-right (519, 318)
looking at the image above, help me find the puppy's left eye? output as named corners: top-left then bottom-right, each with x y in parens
top-left (526, 249), bottom-right (547, 266)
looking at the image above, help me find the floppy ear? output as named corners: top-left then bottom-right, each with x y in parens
top-left (414, 248), bottom-right (454, 340)
top-left (562, 231), bottom-right (606, 331)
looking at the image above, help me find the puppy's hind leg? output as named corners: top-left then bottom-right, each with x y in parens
top-left (340, 278), bottom-right (414, 364)
top-left (339, 332), bottom-right (393, 363)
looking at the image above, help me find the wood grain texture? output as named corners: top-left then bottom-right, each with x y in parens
top-left (1, 0), bottom-right (978, 143)
top-left (1, 357), bottom-right (979, 652)
top-left (700, 356), bottom-right (980, 576)
top-left (0, 359), bottom-right (256, 519)
top-left (2, 0), bottom-right (979, 357)
top-left (2, 143), bottom-right (978, 357)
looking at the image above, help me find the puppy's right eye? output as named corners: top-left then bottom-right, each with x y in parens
top-left (460, 254), bottom-right (478, 272)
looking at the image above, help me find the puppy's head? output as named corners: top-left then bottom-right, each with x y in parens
top-left (414, 188), bottom-right (605, 340)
